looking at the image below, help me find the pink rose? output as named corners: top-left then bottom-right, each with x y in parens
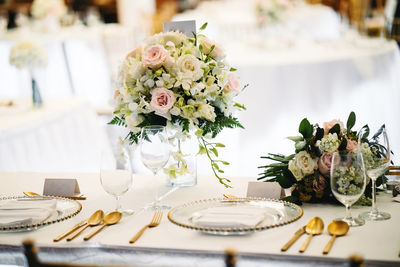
top-left (223, 75), bottom-right (241, 95)
top-left (313, 175), bottom-right (327, 192)
top-left (142, 45), bottom-right (169, 69)
top-left (318, 152), bottom-right (340, 176)
top-left (346, 137), bottom-right (358, 153)
top-left (150, 87), bottom-right (175, 115)
top-left (199, 37), bottom-right (225, 60)
top-left (323, 119), bottom-right (344, 135)
top-left (125, 46), bottom-right (143, 59)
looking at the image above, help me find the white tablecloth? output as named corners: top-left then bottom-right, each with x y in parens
top-left (0, 98), bottom-right (112, 172)
top-left (0, 172), bottom-right (398, 266)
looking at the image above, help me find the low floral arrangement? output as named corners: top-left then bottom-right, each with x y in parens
top-left (9, 41), bottom-right (48, 69)
top-left (255, 0), bottom-right (294, 27)
top-left (31, 0), bottom-right (67, 20)
top-left (258, 112), bottom-right (387, 204)
top-left (109, 23), bottom-right (246, 187)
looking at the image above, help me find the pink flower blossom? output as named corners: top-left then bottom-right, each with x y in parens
top-left (318, 152), bottom-right (340, 176)
top-left (223, 75), bottom-right (241, 95)
top-left (323, 119), bottom-right (344, 135)
top-left (125, 46), bottom-right (143, 59)
top-left (150, 87), bottom-right (175, 115)
top-left (346, 137), bottom-right (358, 153)
top-left (142, 45), bottom-right (169, 69)
top-left (199, 37), bottom-right (225, 60)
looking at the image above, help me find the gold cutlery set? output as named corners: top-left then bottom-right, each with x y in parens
top-left (281, 217), bottom-right (349, 255)
top-left (53, 210), bottom-right (162, 243)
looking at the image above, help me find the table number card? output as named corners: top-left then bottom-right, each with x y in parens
top-left (246, 181), bottom-right (284, 199)
top-left (163, 20), bottom-right (196, 37)
top-left (43, 178), bottom-right (80, 197)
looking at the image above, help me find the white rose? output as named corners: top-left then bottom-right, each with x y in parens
top-left (295, 151), bottom-right (318, 176)
top-left (162, 31), bottom-right (187, 46)
top-left (196, 103), bottom-right (216, 122)
top-left (288, 159), bottom-right (304, 181)
top-left (125, 114), bottom-right (144, 131)
top-left (177, 54), bottom-right (203, 81)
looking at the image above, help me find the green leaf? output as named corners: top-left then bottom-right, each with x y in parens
top-left (233, 103), bottom-right (246, 110)
top-left (315, 127), bottom-right (324, 141)
top-left (215, 143), bottom-right (225, 147)
top-left (210, 147), bottom-right (218, 157)
top-left (338, 138), bottom-right (347, 151)
top-left (299, 118), bottom-right (313, 139)
top-left (287, 136), bottom-right (303, 142)
top-left (222, 161), bottom-right (230, 165)
top-left (328, 124), bottom-right (341, 135)
top-left (198, 145), bottom-right (207, 155)
top-left (276, 175), bottom-right (294, 189)
top-left (359, 124), bottom-right (370, 140)
top-left (347, 111), bottom-right (356, 131)
top-left (108, 116), bottom-right (127, 127)
top-left (281, 195), bottom-right (301, 205)
top-left (200, 22), bottom-right (208, 30)
top-left (295, 140), bottom-right (307, 151)
top-left (229, 67), bottom-right (237, 72)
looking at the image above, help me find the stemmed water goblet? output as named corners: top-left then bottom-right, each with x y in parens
top-left (359, 125), bottom-right (391, 221)
top-left (100, 143), bottom-right (134, 215)
top-left (330, 151), bottom-right (367, 227)
top-left (140, 125), bottom-right (170, 210)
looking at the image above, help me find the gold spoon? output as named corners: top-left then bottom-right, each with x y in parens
top-left (67, 210), bottom-right (104, 241)
top-left (84, 212), bottom-right (122, 241)
top-left (322, 220), bottom-right (349, 255)
top-left (299, 217), bottom-right (324, 253)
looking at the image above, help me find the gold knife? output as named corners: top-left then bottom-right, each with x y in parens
top-left (281, 226), bottom-right (306, 251)
top-left (53, 220), bottom-right (87, 242)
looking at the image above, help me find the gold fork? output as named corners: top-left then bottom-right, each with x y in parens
top-left (129, 210), bottom-right (163, 244)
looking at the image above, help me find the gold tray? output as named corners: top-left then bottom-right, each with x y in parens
top-left (168, 197), bottom-right (303, 235)
top-left (0, 196), bottom-right (82, 232)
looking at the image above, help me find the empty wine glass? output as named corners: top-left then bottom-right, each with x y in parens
top-left (100, 143), bottom-right (134, 215)
top-left (140, 126), bottom-right (170, 210)
top-left (359, 125), bottom-right (391, 221)
top-left (330, 151), bottom-right (367, 227)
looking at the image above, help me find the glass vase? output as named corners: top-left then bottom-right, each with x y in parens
top-left (165, 136), bottom-right (197, 188)
top-left (30, 71), bottom-right (43, 108)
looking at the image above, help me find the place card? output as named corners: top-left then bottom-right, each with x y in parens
top-left (246, 181), bottom-right (284, 199)
top-left (43, 178), bottom-right (80, 197)
top-left (163, 20), bottom-right (196, 37)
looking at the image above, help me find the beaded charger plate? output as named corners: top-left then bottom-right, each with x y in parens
top-left (168, 197), bottom-right (303, 235)
top-left (0, 196), bottom-right (82, 232)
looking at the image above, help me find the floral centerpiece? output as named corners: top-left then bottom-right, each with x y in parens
top-left (9, 40), bottom-right (47, 107)
top-left (31, 0), bottom-right (67, 20)
top-left (258, 112), bottom-right (387, 204)
top-left (255, 0), bottom-right (294, 27)
top-left (109, 23), bottom-right (246, 187)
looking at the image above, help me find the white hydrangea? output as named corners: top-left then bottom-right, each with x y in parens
top-left (316, 133), bottom-right (340, 153)
top-left (9, 41), bottom-right (48, 70)
top-left (31, 0), bottom-right (67, 19)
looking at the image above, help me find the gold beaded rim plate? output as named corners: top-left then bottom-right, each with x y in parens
top-left (0, 196), bottom-right (82, 232)
top-left (168, 197), bottom-right (303, 235)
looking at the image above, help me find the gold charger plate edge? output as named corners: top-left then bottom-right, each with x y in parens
top-left (0, 195), bottom-right (82, 232)
top-left (167, 197), bottom-right (303, 234)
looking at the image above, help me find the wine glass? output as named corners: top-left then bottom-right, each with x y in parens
top-left (359, 126), bottom-right (391, 221)
top-left (330, 151), bottom-right (367, 227)
top-left (140, 126), bottom-right (170, 210)
top-left (100, 143), bottom-right (134, 215)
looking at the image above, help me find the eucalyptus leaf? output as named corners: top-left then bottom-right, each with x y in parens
top-left (299, 118), bottom-right (313, 139)
top-left (328, 123), bottom-right (341, 135)
top-left (347, 111), bottom-right (356, 131)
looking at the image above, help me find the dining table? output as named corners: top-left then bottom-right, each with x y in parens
top-left (0, 171), bottom-right (399, 266)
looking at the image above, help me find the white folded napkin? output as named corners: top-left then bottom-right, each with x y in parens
top-left (191, 206), bottom-right (267, 228)
top-left (0, 199), bottom-right (57, 227)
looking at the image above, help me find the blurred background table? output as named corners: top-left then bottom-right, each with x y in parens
top-left (0, 98), bottom-right (111, 172)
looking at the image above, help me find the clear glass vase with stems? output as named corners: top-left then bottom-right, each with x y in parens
top-left (330, 151), bottom-right (367, 227)
top-left (165, 132), bottom-right (197, 188)
top-left (359, 125), bottom-right (391, 221)
top-left (30, 69), bottom-right (43, 108)
top-left (140, 125), bottom-right (171, 210)
top-left (100, 143), bottom-right (134, 215)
